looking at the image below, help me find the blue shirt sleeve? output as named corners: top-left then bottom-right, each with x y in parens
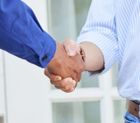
top-left (0, 0), bottom-right (56, 68)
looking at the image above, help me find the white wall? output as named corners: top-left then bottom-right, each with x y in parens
top-left (3, 1), bottom-right (52, 123)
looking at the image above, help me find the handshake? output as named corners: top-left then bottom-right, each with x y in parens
top-left (44, 40), bottom-right (85, 93)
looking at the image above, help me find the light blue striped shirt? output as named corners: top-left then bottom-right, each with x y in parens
top-left (78, 0), bottom-right (140, 100)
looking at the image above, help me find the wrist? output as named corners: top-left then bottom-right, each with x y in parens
top-left (79, 42), bottom-right (104, 72)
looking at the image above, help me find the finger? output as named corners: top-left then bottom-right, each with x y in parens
top-left (55, 85), bottom-right (74, 93)
top-left (50, 77), bottom-right (73, 88)
top-left (54, 85), bottom-right (74, 93)
top-left (54, 81), bottom-right (75, 93)
top-left (64, 40), bottom-right (80, 56)
top-left (55, 85), bottom-right (61, 89)
top-left (71, 72), bottom-right (80, 83)
top-left (54, 78), bottom-right (76, 92)
top-left (76, 44), bottom-right (81, 54)
top-left (44, 69), bottom-right (62, 82)
top-left (61, 80), bottom-right (76, 93)
top-left (62, 78), bottom-right (76, 87)
top-left (62, 87), bottom-right (75, 93)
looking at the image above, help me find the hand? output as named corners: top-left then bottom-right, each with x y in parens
top-left (44, 42), bottom-right (85, 92)
top-left (64, 40), bottom-right (81, 56)
top-left (46, 39), bottom-right (104, 92)
top-left (64, 40), bottom-right (86, 61)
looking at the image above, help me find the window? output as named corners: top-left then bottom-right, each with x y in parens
top-left (47, 0), bottom-right (125, 123)
top-left (53, 101), bottom-right (100, 123)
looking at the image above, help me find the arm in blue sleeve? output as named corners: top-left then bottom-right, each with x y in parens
top-left (0, 0), bottom-right (56, 68)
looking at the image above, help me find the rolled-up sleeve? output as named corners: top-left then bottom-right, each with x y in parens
top-left (78, 0), bottom-right (119, 73)
top-left (0, 0), bottom-right (56, 68)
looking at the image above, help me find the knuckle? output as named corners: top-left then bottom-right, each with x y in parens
top-left (53, 59), bottom-right (62, 69)
top-left (61, 83), bottom-right (68, 89)
top-left (50, 80), bottom-right (60, 86)
top-left (57, 59), bottom-right (63, 66)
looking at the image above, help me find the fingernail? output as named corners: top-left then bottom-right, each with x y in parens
top-left (55, 76), bottom-right (62, 81)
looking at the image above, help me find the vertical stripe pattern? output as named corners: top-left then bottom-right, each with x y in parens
top-left (78, 0), bottom-right (140, 100)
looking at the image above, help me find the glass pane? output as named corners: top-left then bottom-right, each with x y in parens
top-left (74, 0), bottom-right (91, 34)
top-left (78, 72), bottom-right (99, 88)
top-left (113, 100), bottom-right (126, 123)
top-left (53, 101), bottom-right (101, 123)
top-left (47, 0), bottom-right (77, 41)
top-left (48, 0), bottom-right (98, 88)
top-left (47, 0), bottom-right (92, 40)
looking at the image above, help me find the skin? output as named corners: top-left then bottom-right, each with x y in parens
top-left (44, 42), bottom-right (85, 92)
top-left (79, 42), bottom-right (104, 72)
top-left (45, 40), bottom-right (104, 92)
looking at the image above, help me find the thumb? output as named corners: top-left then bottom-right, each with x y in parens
top-left (64, 40), bottom-right (80, 56)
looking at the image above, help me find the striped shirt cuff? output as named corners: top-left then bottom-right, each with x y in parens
top-left (77, 31), bottom-right (118, 74)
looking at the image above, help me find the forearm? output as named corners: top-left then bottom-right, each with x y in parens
top-left (80, 42), bottom-right (104, 72)
top-left (0, 0), bottom-right (56, 68)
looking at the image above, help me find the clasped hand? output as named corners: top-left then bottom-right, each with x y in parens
top-left (44, 41), bottom-right (85, 92)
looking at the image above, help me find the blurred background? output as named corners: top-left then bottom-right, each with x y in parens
top-left (0, 0), bottom-right (126, 123)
